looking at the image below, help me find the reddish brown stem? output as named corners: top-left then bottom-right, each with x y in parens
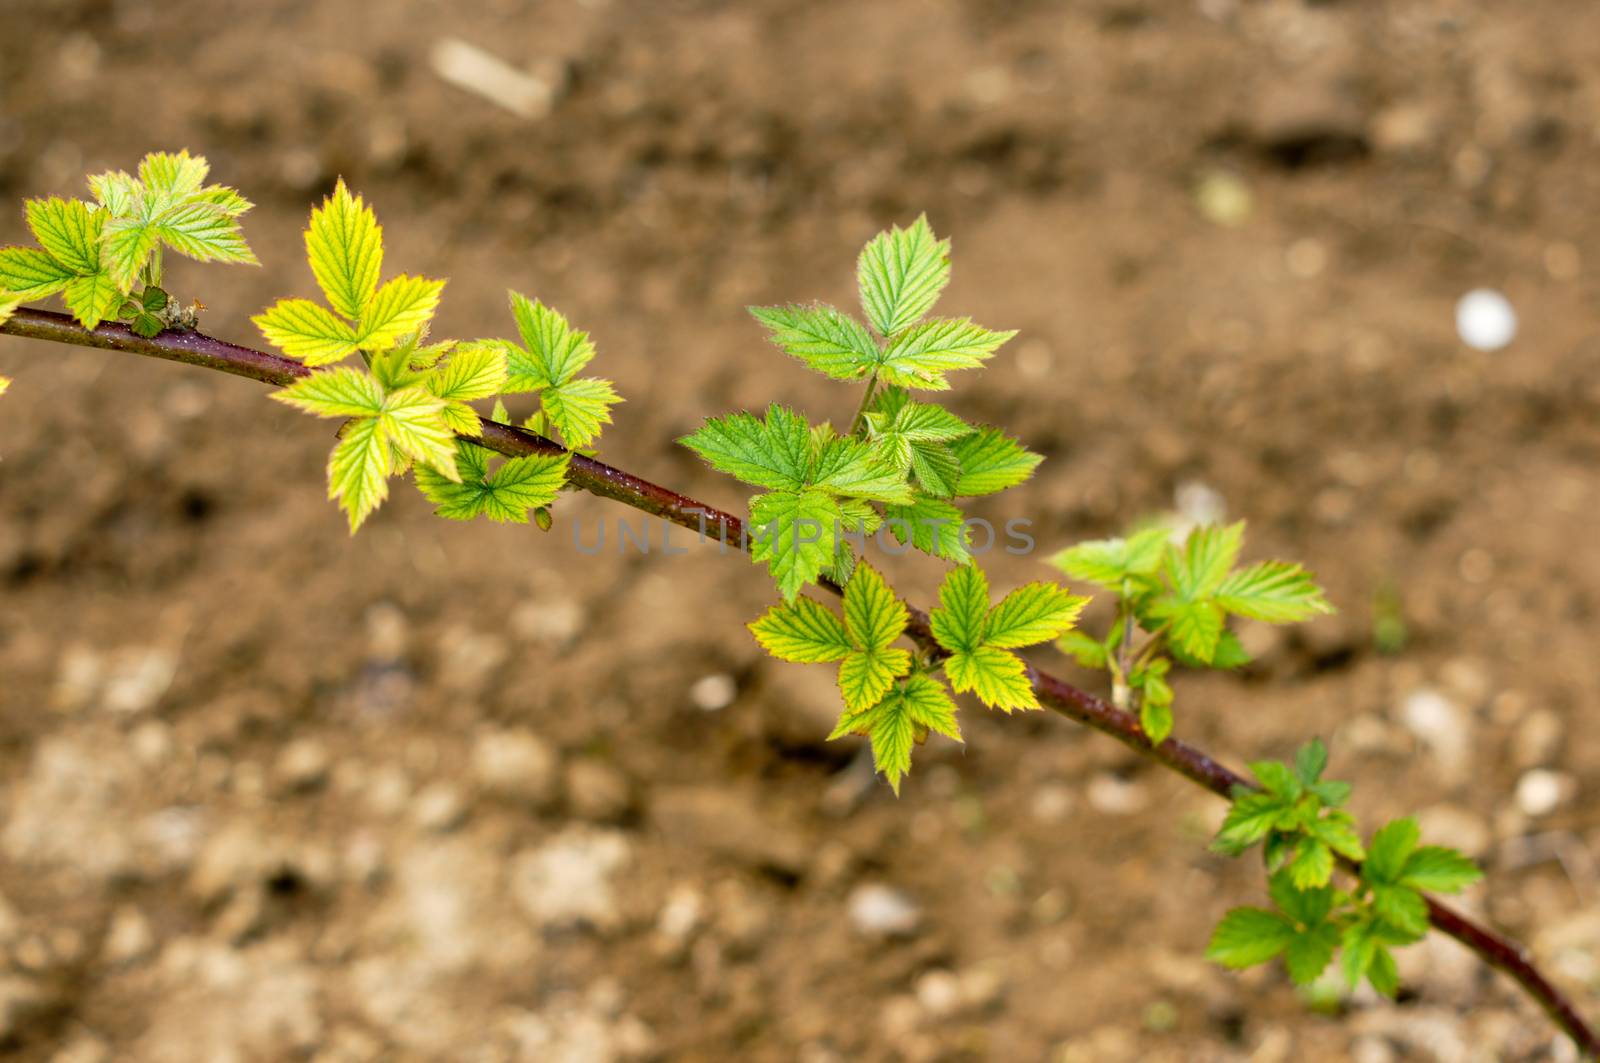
top-left (2, 307), bottom-right (1594, 1057)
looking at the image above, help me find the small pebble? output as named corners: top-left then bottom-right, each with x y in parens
top-left (1515, 769), bottom-right (1573, 817)
top-left (847, 883), bottom-right (921, 938)
top-left (689, 673), bottom-right (737, 712)
top-left (412, 782), bottom-right (468, 833)
top-left (1455, 289), bottom-right (1517, 352)
top-left (1086, 773), bottom-right (1148, 815)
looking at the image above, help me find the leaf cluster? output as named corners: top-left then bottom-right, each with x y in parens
top-left (257, 184), bottom-right (618, 531)
top-left (685, 217), bottom-right (1039, 603)
top-left (1052, 521), bottom-right (1332, 743)
top-left (0, 150), bottom-right (255, 330)
top-left (1206, 740), bottom-right (1482, 997)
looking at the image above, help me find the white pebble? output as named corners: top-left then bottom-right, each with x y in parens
top-left (1455, 289), bottom-right (1517, 352)
top-left (689, 673), bottom-right (737, 712)
top-left (1515, 769), bottom-right (1573, 817)
top-left (847, 883), bottom-right (921, 938)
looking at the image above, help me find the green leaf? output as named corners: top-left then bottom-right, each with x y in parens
top-left (842, 562), bottom-right (908, 654)
top-left (1213, 791), bottom-right (1284, 855)
top-left (930, 564), bottom-right (990, 654)
top-left (749, 596), bottom-right (853, 662)
top-left (884, 492), bottom-right (970, 563)
top-left (842, 672), bottom-right (962, 794)
top-left (1287, 838), bottom-right (1333, 889)
top-left (877, 318), bottom-right (1016, 389)
top-left (1206, 908), bottom-right (1296, 968)
top-left (541, 376), bottom-right (621, 448)
top-left (749, 303), bottom-right (879, 381)
top-left (949, 427), bottom-right (1043, 496)
top-left (427, 343), bottom-right (509, 403)
top-left (945, 643), bottom-right (1036, 712)
top-left (984, 582), bottom-right (1088, 649)
top-left (857, 214), bottom-right (950, 337)
top-left (305, 179), bottom-right (384, 321)
top-left (1294, 738), bottom-right (1328, 787)
top-left (1284, 924), bottom-right (1341, 985)
top-left (1215, 560), bottom-right (1333, 623)
top-left (908, 441), bottom-right (962, 497)
top-left (1161, 599), bottom-right (1225, 663)
top-left (87, 170), bottom-right (140, 216)
top-left (1400, 846), bottom-right (1482, 894)
top-left (327, 415), bottom-right (391, 532)
top-left (144, 200), bottom-right (257, 266)
top-left (750, 488), bottom-right (845, 601)
top-left (1166, 521), bottom-right (1245, 601)
top-left (507, 292), bottom-right (595, 388)
top-left (1371, 884), bottom-right (1430, 938)
top-left (0, 299), bottom-right (20, 328)
top-left (1250, 760), bottom-right (1303, 801)
top-left (253, 298), bottom-right (362, 365)
top-left (810, 436), bottom-right (914, 504)
top-left (379, 386), bottom-right (459, 481)
top-left (1048, 526), bottom-right (1170, 587)
top-left (138, 150), bottom-right (209, 196)
top-left (1056, 630), bottom-right (1109, 669)
top-left (359, 275), bottom-right (445, 351)
top-left (415, 442), bottom-right (569, 523)
top-left (25, 197), bottom-right (103, 275)
top-left (269, 366), bottom-right (386, 418)
top-left (1307, 810), bottom-right (1366, 862)
top-left (681, 404), bottom-right (810, 491)
top-left (63, 271), bottom-right (120, 329)
top-left (838, 647), bottom-right (913, 712)
top-left (0, 246), bottom-right (75, 299)
top-left (1268, 871), bottom-right (1336, 927)
top-left (1140, 697), bottom-right (1173, 745)
top-left (1364, 818), bottom-right (1420, 884)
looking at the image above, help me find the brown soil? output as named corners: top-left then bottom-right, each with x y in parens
top-left (1, 1), bottom-right (1598, 1060)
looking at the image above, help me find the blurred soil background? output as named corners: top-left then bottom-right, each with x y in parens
top-left (1, 0), bottom-right (1599, 1060)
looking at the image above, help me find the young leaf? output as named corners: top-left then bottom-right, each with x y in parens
top-left (415, 442), bottom-right (569, 523)
top-left (838, 564), bottom-right (913, 710)
top-left (506, 292), bottom-right (595, 388)
top-left (877, 318), bottom-right (1017, 389)
top-left (359, 275), bottom-right (445, 351)
top-left (63, 271), bottom-right (120, 330)
top-left (681, 405), bottom-right (810, 491)
top-left (944, 643), bottom-right (1036, 712)
top-left (0, 246), bottom-right (75, 299)
top-left (427, 343), bottom-right (509, 404)
top-left (1165, 521), bottom-right (1245, 601)
top-left (138, 150), bottom-right (209, 196)
top-left (749, 597), bottom-right (854, 663)
top-left (252, 299), bottom-right (361, 365)
top-left (1214, 560), bottom-right (1333, 623)
top-left (929, 564), bottom-right (990, 654)
top-left (857, 214), bottom-right (950, 337)
top-left (810, 436), bottom-right (914, 504)
top-left (1056, 630), bottom-right (1110, 669)
top-left (541, 376), bottom-right (621, 448)
top-left (1206, 908), bottom-right (1296, 969)
top-left (949, 427), bottom-right (1043, 496)
top-left (25, 197), bottom-right (103, 276)
top-left (379, 386), bottom-right (459, 481)
top-left (1048, 526), bottom-right (1169, 588)
top-left (269, 366), bottom-right (385, 418)
top-left (833, 672), bottom-right (962, 794)
top-left (306, 178), bottom-right (383, 321)
top-left (1398, 846), bottom-right (1483, 894)
top-left (327, 415), bottom-right (391, 532)
top-left (749, 303), bottom-right (880, 381)
top-left (983, 583), bottom-right (1089, 649)
top-left (750, 488), bottom-right (845, 601)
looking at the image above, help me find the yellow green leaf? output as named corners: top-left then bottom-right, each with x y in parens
top-left (359, 274), bottom-right (445, 351)
top-left (306, 178), bottom-right (383, 321)
top-left (253, 298), bottom-right (362, 365)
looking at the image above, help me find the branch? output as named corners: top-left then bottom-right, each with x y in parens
top-left (3, 307), bottom-right (1595, 1056)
